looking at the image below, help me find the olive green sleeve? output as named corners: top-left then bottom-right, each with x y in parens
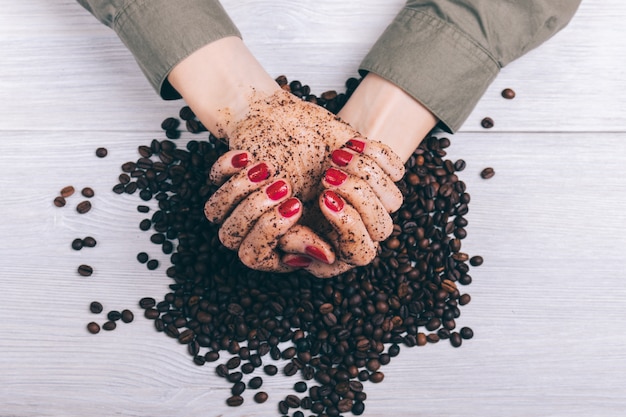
top-left (76, 0), bottom-right (241, 99)
top-left (360, 0), bottom-right (582, 132)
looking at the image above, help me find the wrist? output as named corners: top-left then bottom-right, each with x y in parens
top-left (338, 73), bottom-right (438, 162)
top-left (167, 36), bottom-right (280, 138)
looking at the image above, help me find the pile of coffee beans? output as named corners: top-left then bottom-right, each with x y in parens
top-left (104, 75), bottom-right (480, 416)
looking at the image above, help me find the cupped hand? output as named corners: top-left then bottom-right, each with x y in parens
top-left (204, 88), bottom-right (405, 275)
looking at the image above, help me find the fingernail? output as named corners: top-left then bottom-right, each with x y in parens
top-left (323, 190), bottom-right (344, 212)
top-left (325, 168), bottom-right (348, 186)
top-left (248, 162), bottom-right (270, 183)
top-left (345, 139), bottom-right (365, 153)
top-left (266, 180), bottom-right (289, 201)
top-left (283, 255), bottom-right (312, 268)
top-left (278, 197), bottom-right (301, 218)
top-left (331, 149), bottom-right (353, 167)
top-left (305, 246), bottom-right (329, 263)
top-left (231, 152), bottom-right (249, 168)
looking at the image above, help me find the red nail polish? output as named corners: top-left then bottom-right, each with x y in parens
top-left (266, 180), bottom-right (288, 201)
top-left (325, 168), bottom-right (347, 186)
top-left (305, 246), bottom-right (329, 263)
top-left (231, 152), bottom-right (249, 168)
top-left (284, 255), bottom-right (312, 268)
top-left (248, 163), bottom-right (270, 183)
top-left (323, 190), bottom-right (344, 212)
top-left (278, 197), bottom-right (301, 218)
top-left (345, 139), bottom-right (365, 153)
top-left (331, 149), bottom-right (353, 167)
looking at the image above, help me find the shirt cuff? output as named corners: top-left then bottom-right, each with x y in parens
top-left (359, 8), bottom-right (500, 133)
top-left (113, 0), bottom-right (241, 100)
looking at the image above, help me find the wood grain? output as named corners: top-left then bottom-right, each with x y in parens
top-left (1, 1), bottom-right (626, 416)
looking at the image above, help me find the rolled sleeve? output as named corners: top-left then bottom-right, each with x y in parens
top-left (360, 1), bottom-right (581, 132)
top-left (77, 0), bottom-right (241, 99)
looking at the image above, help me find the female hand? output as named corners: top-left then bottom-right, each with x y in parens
top-left (205, 89), bottom-right (405, 275)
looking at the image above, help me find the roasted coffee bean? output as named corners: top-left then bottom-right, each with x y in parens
top-left (226, 356), bottom-right (241, 369)
top-left (53, 196), bottom-right (66, 207)
top-left (135, 252), bottom-right (148, 264)
top-left (227, 372), bottom-right (243, 383)
top-left (501, 88), bottom-right (516, 99)
top-left (139, 219), bottom-right (152, 231)
top-left (82, 236), bottom-right (97, 248)
top-left (102, 321), bottom-right (116, 331)
top-left (95, 147), bottom-right (108, 158)
top-left (352, 401), bottom-right (366, 415)
top-left (139, 297), bottom-right (156, 309)
top-left (107, 310), bottom-right (122, 321)
top-left (87, 322), bottom-right (100, 334)
top-left (264, 365), bottom-right (278, 376)
top-left (248, 376), bottom-right (263, 389)
top-left (112, 184), bottom-right (125, 194)
top-left (76, 200), bottom-right (92, 214)
top-left (121, 309), bottom-right (134, 323)
top-left (205, 351), bottom-right (220, 362)
top-left (137, 205), bottom-right (150, 213)
top-left (146, 259), bottom-right (159, 270)
top-left (231, 381), bottom-right (246, 396)
top-left (285, 395), bottom-right (301, 408)
top-left (77, 264), bottom-right (93, 277)
top-left (72, 238), bottom-right (83, 250)
top-left (481, 117), bottom-right (494, 129)
top-left (161, 117), bottom-right (180, 131)
top-left (369, 372), bottom-right (384, 383)
top-left (226, 395), bottom-right (243, 407)
top-left (294, 381), bottom-right (307, 393)
top-left (60, 185), bottom-right (75, 198)
top-left (278, 401), bottom-right (289, 415)
top-left (179, 106), bottom-right (195, 121)
top-left (470, 255), bottom-right (484, 266)
top-left (254, 391), bottom-right (268, 404)
top-left (480, 167), bottom-right (495, 179)
top-left (460, 327), bottom-right (474, 339)
top-left (89, 301), bottom-right (103, 314)
top-left (81, 187), bottom-right (94, 198)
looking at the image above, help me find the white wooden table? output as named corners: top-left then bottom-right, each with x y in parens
top-left (2, 1), bottom-right (626, 416)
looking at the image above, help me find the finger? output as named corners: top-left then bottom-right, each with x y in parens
top-left (322, 168), bottom-right (393, 242)
top-left (204, 162), bottom-right (273, 224)
top-left (344, 138), bottom-right (405, 181)
top-left (209, 150), bottom-right (252, 186)
top-left (238, 197), bottom-right (302, 272)
top-left (319, 190), bottom-right (377, 267)
top-left (278, 225), bottom-right (336, 264)
top-left (281, 253), bottom-right (355, 279)
top-left (330, 149), bottom-right (403, 213)
top-left (219, 179), bottom-right (292, 250)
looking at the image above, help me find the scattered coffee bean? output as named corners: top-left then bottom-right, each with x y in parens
top-left (480, 167), bottom-right (495, 179)
top-left (137, 205), bottom-right (150, 213)
top-left (107, 310), bottom-right (122, 321)
top-left (87, 322), bottom-right (100, 334)
top-left (121, 309), bottom-right (134, 323)
top-left (470, 255), bottom-right (484, 266)
top-left (76, 200), bottom-right (92, 214)
top-left (139, 297), bottom-right (156, 309)
top-left (254, 391), bottom-right (268, 404)
top-left (77, 264), bottom-right (93, 277)
top-left (264, 365), bottom-right (278, 376)
top-left (89, 301), bottom-right (103, 314)
top-left (294, 381), bottom-right (307, 393)
top-left (226, 395), bottom-right (243, 407)
top-left (71, 238), bottom-right (84, 250)
top-left (231, 381), bottom-right (246, 396)
top-left (146, 259), bottom-right (159, 270)
top-left (501, 88), bottom-right (516, 99)
top-left (60, 185), bottom-right (75, 198)
top-left (102, 321), bottom-right (116, 331)
top-left (136, 252), bottom-right (149, 264)
top-left (53, 196), bottom-right (66, 207)
top-left (481, 117), bottom-right (494, 129)
top-left (82, 236), bottom-right (97, 248)
top-left (248, 376), bottom-right (263, 390)
top-left (460, 327), bottom-right (474, 339)
top-left (95, 147), bottom-right (108, 158)
top-left (81, 187), bottom-right (95, 198)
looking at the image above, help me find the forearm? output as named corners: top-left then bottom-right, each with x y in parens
top-left (338, 73), bottom-right (437, 162)
top-left (168, 36), bottom-right (280, 138)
